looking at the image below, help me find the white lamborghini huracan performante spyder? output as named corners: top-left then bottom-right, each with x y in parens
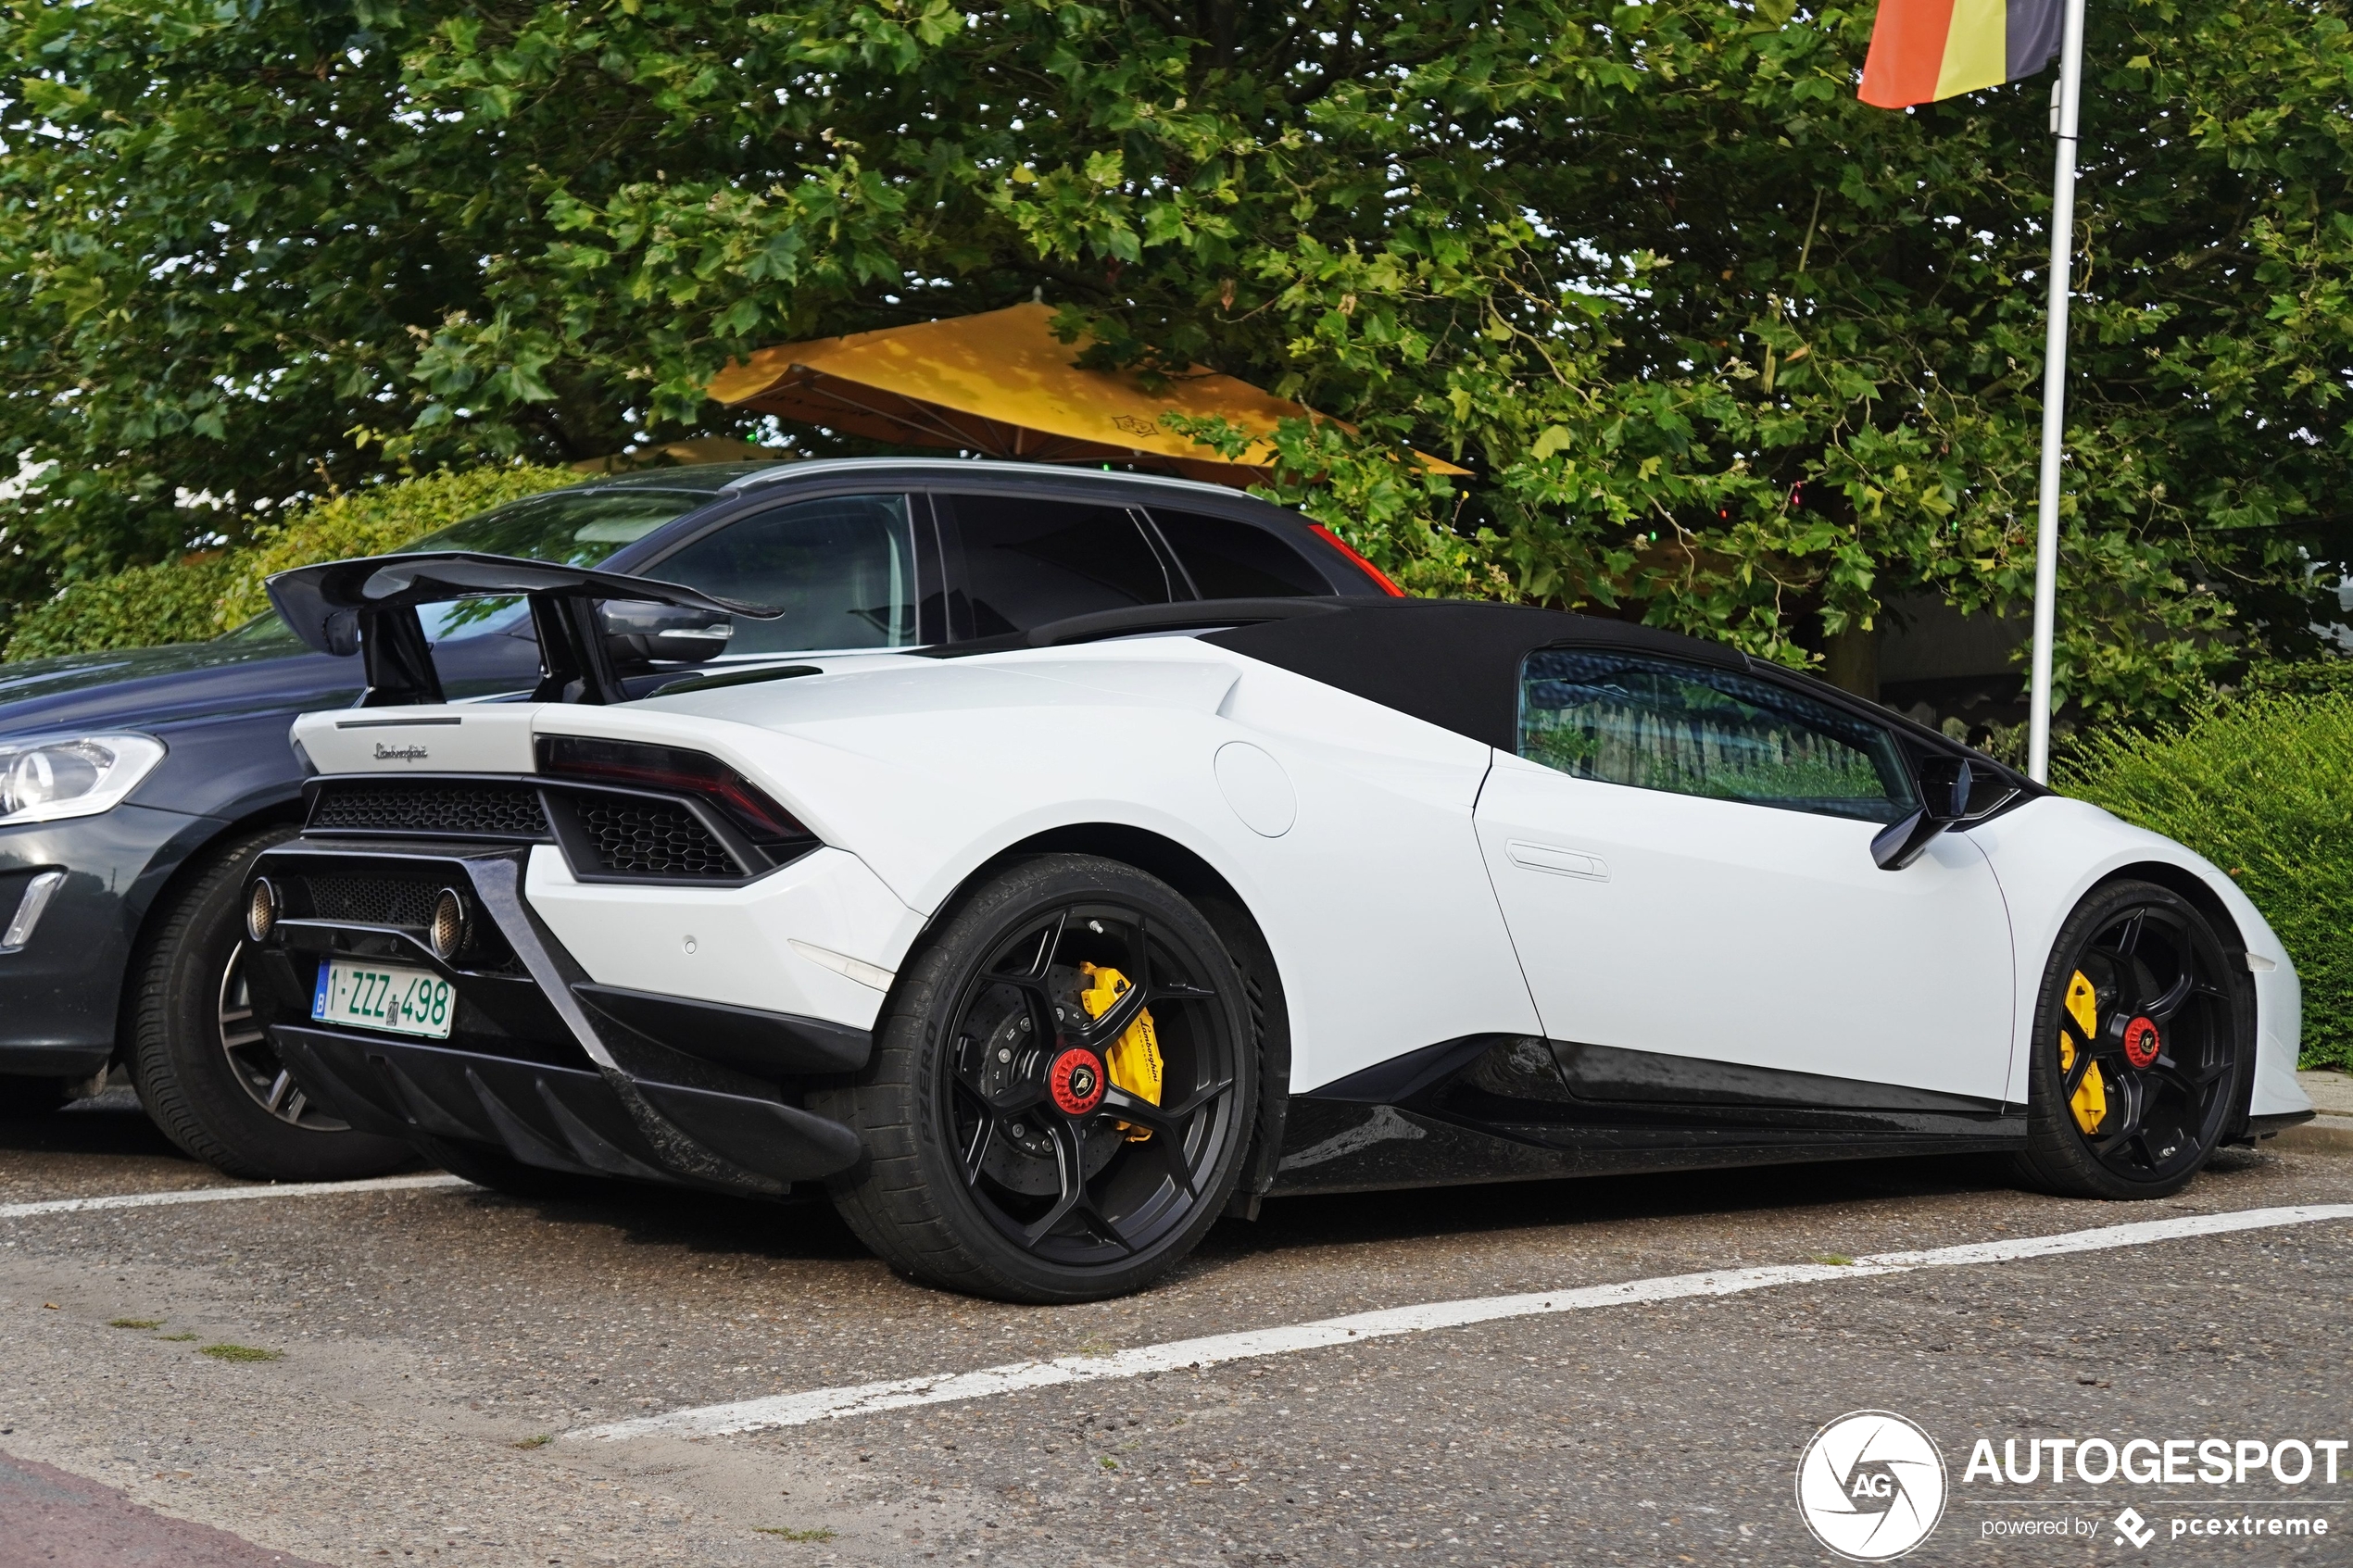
top-left (244, 552), bottom-right (2314, 1301)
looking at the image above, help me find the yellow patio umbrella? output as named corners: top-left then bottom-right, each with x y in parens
top-left (706, 301), bottom-right (1466, 488)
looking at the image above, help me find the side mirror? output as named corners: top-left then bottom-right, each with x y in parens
top-left (1871, 807), bottom-right (1945, 871)
top-left (598, 599), bottom-right (736, 665)
top-left (1873, 758), bottom-right (2003, 871)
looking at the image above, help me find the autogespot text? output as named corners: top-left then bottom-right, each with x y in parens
top-left (1963, 1436), bottom-right (2347, 1486)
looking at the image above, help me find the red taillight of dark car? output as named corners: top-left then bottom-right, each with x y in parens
top-left (1307, 522), bottom-right (1407, 597)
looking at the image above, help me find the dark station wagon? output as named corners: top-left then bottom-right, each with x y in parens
top-left (0, 458), bottom-right (1398, 1178)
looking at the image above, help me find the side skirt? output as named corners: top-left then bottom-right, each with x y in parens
top-left (1270, 1035), bottom-right (2026, 1197)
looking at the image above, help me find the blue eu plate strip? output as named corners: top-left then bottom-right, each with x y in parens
top-left (310, 960), bottom-right (330, 1022)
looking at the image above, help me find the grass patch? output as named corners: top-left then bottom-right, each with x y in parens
top-left (157, 1333), bottom-right (197, 1342)
top-left (107, 1318), bottom-right (164, 1330)
top-left (511, 1434), bottom-right (553, 1449)
top-left (751, 1526), bottom-right (837, 1541)
top-left (197, 1343), bottom-right (283, 1362)
top-left (1812, 1253), bottom-right (1856, 1267)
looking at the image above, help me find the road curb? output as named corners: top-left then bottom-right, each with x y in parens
top-left (2271, 1115), bottom-right (2353, 1154)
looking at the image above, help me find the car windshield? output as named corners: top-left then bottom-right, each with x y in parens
top-left (218, 485), bottom-right (715, 646)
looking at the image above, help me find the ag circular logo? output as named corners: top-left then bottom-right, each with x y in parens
top-left (1795, 1410), bottom-right (1947, 1562)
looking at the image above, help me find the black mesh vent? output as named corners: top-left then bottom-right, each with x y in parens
top-left (572, 797), bottom-right (742, 878)
top-left (303, 876), bottom-right (440, 929)
top-left (310, 782), bottom-right (549, 839)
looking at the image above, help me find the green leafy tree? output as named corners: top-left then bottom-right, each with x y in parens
top-left (4, 0), bottom-right (2347, 711)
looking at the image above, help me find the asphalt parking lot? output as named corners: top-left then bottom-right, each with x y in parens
top-left (1, 1093), bottom-right (2347, 1568)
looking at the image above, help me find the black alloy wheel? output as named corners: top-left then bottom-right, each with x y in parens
top-left (2014, 880), bottom-right (2248, 1200)
top-left (130, 826), bottom-right (415, 1182)
top-left (217, 945), bottom-right (346, 1132)
top-left (814, 855), bottom-right (1257, 1302)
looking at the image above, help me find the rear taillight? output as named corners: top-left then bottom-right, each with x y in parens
top-left (535, 735), bottom-right (810, 847)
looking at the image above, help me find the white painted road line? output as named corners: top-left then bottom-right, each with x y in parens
top-left (574, 1202), bottom-right (2353, 1442)
top-left (0, 1173), bottom-right (471, 1221)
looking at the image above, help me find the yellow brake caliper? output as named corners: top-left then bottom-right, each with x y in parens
top-left (2059, 970), bottom-right (2108, 1135)
top-left (1078, 962), bottom-right (1162, 1140)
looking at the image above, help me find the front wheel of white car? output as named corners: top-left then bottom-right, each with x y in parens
top-left (2012, 879), bottom-right (2250, 1200)
top-left (813, 855), bottom-right (1258, 1303)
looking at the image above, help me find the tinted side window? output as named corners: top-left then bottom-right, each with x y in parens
top-left (1518, 648), bottom-right (1917, 823)
top-left (1149, 508), bottom-right (1327, 598)
top-left (947, 495), bottom-right (1174, 636)
top-left (651, 494), bottom-right (918, 655)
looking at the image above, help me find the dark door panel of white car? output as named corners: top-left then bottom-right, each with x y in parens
top-left (1267, 1032), bottom-right (2023, 1198)
top-left (1477, 646), bottom-right (2018, 1106)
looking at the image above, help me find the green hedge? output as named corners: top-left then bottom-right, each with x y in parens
top-left (3, 465), bottom-right (577, 662)
top-left (2062, 691), bottom-right (2353, 1071)
top-left (0, 553), bottom-right (244, 661)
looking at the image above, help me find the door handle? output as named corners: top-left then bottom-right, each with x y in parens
top-left (1506, 841), bottom-right (1610, 882)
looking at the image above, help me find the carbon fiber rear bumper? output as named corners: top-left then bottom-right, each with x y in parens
top-left (245, 839), bottom-right (870, 1195)
top-left (271, 1024), bottom-right (861, 1187)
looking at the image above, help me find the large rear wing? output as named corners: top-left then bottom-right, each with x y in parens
top-left (266, 551), bottom-right (780, 707)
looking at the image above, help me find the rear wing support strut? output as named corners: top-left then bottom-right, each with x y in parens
top-left (264, 551), bottom-right (779, 708)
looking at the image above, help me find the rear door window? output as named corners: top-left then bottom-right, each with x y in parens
top-left (648, 494), bottom-right (919, 655)
top-left (1147, 508), bottom-right (1327, 598)
top-left (941, 494), bottom-right (1176, 636)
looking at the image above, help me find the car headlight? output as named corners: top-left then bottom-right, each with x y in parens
top-left (0, 734), bottom-right (168, 825)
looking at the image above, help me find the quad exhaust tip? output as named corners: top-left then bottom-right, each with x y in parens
top-left (245, 878), bottom-right (280, 944)
top-left (429, 887), bottom-right (467, 962)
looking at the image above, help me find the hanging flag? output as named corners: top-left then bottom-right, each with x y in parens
top-left (1858, 0), bottom-right (2066, 107)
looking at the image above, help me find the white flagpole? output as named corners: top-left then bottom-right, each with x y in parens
top-left (2026, 0), bottom-right (2089, 784)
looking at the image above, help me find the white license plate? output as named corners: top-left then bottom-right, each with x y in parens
top-left (311, 960), bottom-right (455, 1040)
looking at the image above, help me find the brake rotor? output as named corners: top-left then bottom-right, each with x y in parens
top-left (963, 979), bottom-right (1123, 1196)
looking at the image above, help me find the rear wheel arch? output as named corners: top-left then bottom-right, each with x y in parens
top-left (939, 823), bottom-right (1291, 1212)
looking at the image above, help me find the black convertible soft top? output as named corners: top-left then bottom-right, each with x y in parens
top-left (935, 596), bottom-right (1767, 753)
top-left (937, 596), bottom-right (2022, 785)
top-left (1199, 599), bottom-right (1755, 753)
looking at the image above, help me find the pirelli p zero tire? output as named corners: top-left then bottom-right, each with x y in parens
top-left (2012, 879), bottom-right (2250, 1202)
top-left (130, 826), bottom-right (414, 1182)
top-left (812, 855), bottom-right (1259, 1303)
